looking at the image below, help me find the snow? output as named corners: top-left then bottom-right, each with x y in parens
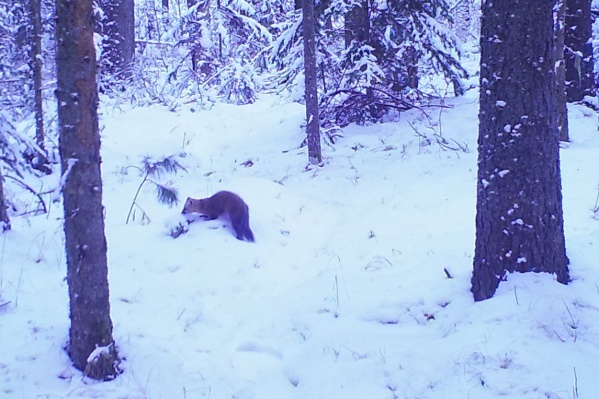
top-left (87, 345), bottom-right (114, 364)
top-left (2, 92), bottom-right (599, 399)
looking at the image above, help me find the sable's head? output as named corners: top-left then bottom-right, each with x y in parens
top-left (181, 197), bottom-right (193, 214)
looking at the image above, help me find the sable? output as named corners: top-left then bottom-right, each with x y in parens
top-left (182, 191), bottom-right (255, 242)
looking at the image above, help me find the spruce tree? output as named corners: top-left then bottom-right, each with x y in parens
top-left (472, 0), bottom-right (569, 301)
top-left (56, 0), bottom-right (120, 379)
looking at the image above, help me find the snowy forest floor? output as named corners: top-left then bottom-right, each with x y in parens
top-left (1, 85), bottom-right (599, 398)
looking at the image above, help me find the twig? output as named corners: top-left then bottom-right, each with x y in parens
top-left (4, 175), bottom-right (47, 215)
top-left (573, 367), bottom-right (579, 398)
top-left (591, 185), bottom-right (599, 214)
top-left (126, 171), bottom-right (150, 224)
top-left (563, 301), bottom-right (578, 342)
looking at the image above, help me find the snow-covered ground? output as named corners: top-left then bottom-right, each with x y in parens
top-left (1, 87), bottom-right (598, 399)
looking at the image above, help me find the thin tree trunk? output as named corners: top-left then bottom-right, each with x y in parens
top-left (472, 0), bottom-right (569, 301)
top-left (564, 0), bottom-right (594, 101)
top-left (0, 168), bottom-right (10, 232)
top-left (344, 0), bottom-right (369, 48)
top-left (555, 0), bottom-right (569, 141)
top-left (29, 0), bottom-right (48, 172)
top-left (55, 0), bottom-right (120, 379)
top-left (100, 0), bottom-right (135, 84)
top-left (302, 0), bottom-right (322, 165)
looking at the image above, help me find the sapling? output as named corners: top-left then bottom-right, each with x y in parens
top-left (125, 155), bottom-right (186, 224)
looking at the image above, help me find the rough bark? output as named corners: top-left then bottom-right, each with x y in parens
top-left (302, 0), bottom-right (322, 165)
top-left (100, 0), bottom-right (135, 83)
top-left (55, 0), bottom-right (119, 379)
top-left (555, 0), bottom-right (570, 142)
top-left (564, 0), bottom-right (594, 101)
top-left (472, 0), bottom-right (569, 301)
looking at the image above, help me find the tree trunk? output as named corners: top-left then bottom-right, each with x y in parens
top-left (302, 0), bottom-right (322, 165)
top-left (564, 0), bottom-right (594, 101)
top-left (29, 0), bottom-right (49, 172)
top-left (404, 46), bottom-right (419, 90)
top-left (555, 0), bottom-right (569, 142)
top-left (344, 0), bottom-right (369, 48)
top-left (100, 0), bottom-right (135, 84)
top-left (472, 0), bottom-right (569, 301)
top-left (55, 0), bottom-right (120, 380)
top-left (0, 167), bottom-right (10, 232)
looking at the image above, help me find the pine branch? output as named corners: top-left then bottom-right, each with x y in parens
top-left (126, 154), bottom-right (185, 224)
top-left (151, 180), bottom-right (179, 207)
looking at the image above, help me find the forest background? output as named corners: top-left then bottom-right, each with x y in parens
top-left (1, 0), bottom-right (599, 398)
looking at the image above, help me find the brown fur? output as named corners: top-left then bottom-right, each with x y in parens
top-left (181, 191), bottom-right (255, 242)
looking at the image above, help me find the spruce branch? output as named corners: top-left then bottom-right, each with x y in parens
top-left (126, 155), bottom-right (185, 224)
top-left (152, 180), bottom-right (179, 207)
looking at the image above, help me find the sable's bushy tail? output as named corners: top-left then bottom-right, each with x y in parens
top-left (242, 210), bottom-right (255, 242)
top-left (244, 224), bottom-right (255, 242)
top-left (233, 210), bottom-right (255, 242)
